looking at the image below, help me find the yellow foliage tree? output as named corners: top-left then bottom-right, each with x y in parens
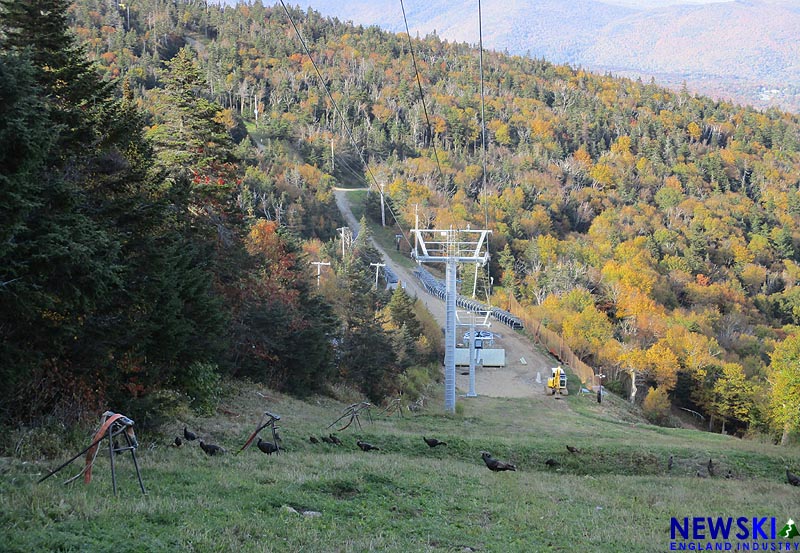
top-left (562, 305), bottom-right (614, 359)
top-left (646, 341), bottom-right (680, 390)
top-left (589, 163), bottom-right (614, 188)
top-left (739, 263), bottom-right (766, 295)
top-left (529, 117), bottom-right (554, 139)
top-left (768, 333), bottom-right (800, 445)
top-left (712, 362), bottom-right (753, 434)
top-left (687, 121), bottom-right (702, 142)
top-left (642, 386), bottom-right (671, 425)
top-left (610, 135), bottom-right (632, 155)
top-left (494, 122), bottom-right (512, 146)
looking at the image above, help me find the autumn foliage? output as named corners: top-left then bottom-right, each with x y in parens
top-left (2, 0), bottom-right (799, 442)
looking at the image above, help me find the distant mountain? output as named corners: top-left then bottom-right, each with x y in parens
top-left (286, 0), bottom-right (800, 112)
top-left (284, 0), bottom-right (634, 63)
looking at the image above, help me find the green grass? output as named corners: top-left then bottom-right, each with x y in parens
top-left (2, 382), bottom-right (799, 552)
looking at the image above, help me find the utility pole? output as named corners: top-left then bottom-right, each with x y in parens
top-left (311, 261), bottom-right (330, 287)
top-left (337, 226), bottom-right (352, 258)
top-left (370, 262), bottom-right (386, 289)
top-left (412, 226), bottom-right (491, 413)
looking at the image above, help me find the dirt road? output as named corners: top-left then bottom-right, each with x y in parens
top-left (334, 189), bottom-right (556, 399)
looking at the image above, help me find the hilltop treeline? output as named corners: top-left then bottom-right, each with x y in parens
top-left (2, 0), bottom-right (799, 442)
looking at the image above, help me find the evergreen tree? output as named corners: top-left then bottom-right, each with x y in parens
top-left (0, 0), bottom-right (227, 422)
top-left (147, 46), bottom-right (235, 178)
top-left (0, 2), bottom-right (127, 419)
top-left (388, 286), bottom-right (422, 337)
top-left (0, 53), bottom-right (54, 416)
top-left (0, 0), bottom-right (115, 155)
top-left (390, 322), bottom-right (417, 370)
top-left (0, 53), bottom-right (50, 286)
top-left (498, 244), bottom-right (518, 297)
top-left (336, 251), bottom-right (397, 401)
top-left (352, 215), bottom-right (383, 269)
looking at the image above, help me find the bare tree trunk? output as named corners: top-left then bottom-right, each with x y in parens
top-left (628, 369), bottom-right (637, 403)
top-left (781, 422), bottom-right (790, 446)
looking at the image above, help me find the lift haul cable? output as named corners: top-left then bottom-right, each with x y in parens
top-left (279, 0), bottom-right (414, 251)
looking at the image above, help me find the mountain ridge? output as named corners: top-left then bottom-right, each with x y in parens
top-left (287, 0), bottom-right (800, 111)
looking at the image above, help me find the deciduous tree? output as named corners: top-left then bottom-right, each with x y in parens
top-left (768, 333), bottom-right (800, 445)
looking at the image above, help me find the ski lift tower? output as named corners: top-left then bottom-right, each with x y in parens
top-left (412, 225), bottom-right (491, 413)
top-left (456, 309), bottom-right (492, 398)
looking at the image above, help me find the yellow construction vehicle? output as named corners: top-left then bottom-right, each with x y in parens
top-left (546, 366), bottom-right (569, 395)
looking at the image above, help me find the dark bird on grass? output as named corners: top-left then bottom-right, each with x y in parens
top-left (707, 459), bottom-right (715, 477)
top-left (173, 436), bottom-right (182, 448)
top-left (668, 455), bottom-right (673, 471)
top-left (357, 440), bottom-right (380, 452)
top-left (329, 434), bottom-right (343, 446)
top-left (725, 469), bottom-right (734, 479)
top-left (199, 440), bottom-right (225, 456)
top-left (481, 451), bottom-right (516, 472)
top-left (566, 445), bottom-right (581, 454)
top-left (544, 458), bottom-right (559, 468)
top-left (696, 470), bottom-right (706, 478)
top-left (787, 467), bottom-right (800, 487)
top-left (320, 435), bottom-right (334, 444)
top-left (183, 426), bottom-right (198, 441)
top-left (309, 436), bottom-right (319, 444)
top-left (257, 438), bottom-right (281, 455)
top-left (423, 437), bottom-right (447, 448)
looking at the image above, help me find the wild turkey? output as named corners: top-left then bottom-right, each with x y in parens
top-left (707, 459), bottom-right (715, 477)
top-left (257, 438), bottom-right (280, 455)
top-left (544, 458), bottom-right (559, 468)
top-left (183, 426), bottom-right (198, 441)
top-left (309, 436), bottom-right (319, 444)
top-left (566, 445), bottom-right (581, 454)
top-left (199, 440), bottom-right (225, 456)
top-left (787, 467), bottom-right (800, 486)
top-left (172, 436), bottom-right (182, 448)
top-left (357, 440), bottom-right (380, 452)
top-left (320, 435), bottom-right (334, 444)
top-left (423, 436), bottom-right (447, 448)
top-left (329, 434), bottom-right (343, 446)
top-left (481, 451), bottom-right (516, 472)
top-left (667, 455), bottom-right (673, 471)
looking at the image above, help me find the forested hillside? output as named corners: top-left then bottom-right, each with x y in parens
top-left (289, 0), bottom-right (800, 112)
top-left (0, 0), bottom-right (442, 431)
top-left (2, 0), bottom-right (799, 445)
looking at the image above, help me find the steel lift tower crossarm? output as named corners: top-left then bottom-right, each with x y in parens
top-left (413, 229), bottom-right (491, 264)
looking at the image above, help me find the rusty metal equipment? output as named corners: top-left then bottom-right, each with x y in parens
top-left (327, 402), bottom-right (372, 431)
top-left (39, 411), bottom-right (146, 495)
